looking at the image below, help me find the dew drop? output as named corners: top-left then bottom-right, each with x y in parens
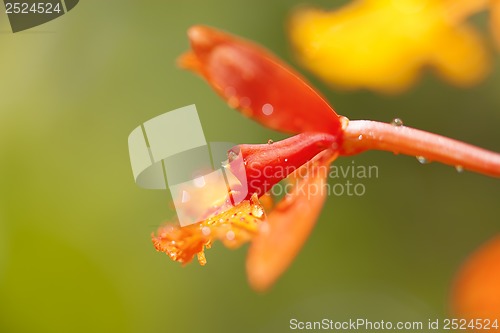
top-left (262, 103), bottom-right (274, 116)
top-left (201, 226), bottom-right (211, 236)
top-left (226, 230), bottom-right (236, 241)
top-left (455, 165), bottom-right (464, 173)
top-left (358, 134), bottom-right (363, 141)
top-left (416, 156), bottom-right (428, 164)
top-left (284, 158), bottom-right (288, 162)
top-left (391, 118), bottom-right (404, 127)
top-left (267, 139), bottom-right (274, 145)
top-left (251, 205), bottom-right (264, 218)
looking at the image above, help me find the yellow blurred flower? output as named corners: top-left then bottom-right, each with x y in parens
top-left (288, 0), bottom-right (491, 93)
top-left (492, 0), bottom-right (500, 49)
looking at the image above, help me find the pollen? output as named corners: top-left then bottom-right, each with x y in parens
top-left (152, 194), bottom-right (266, 265)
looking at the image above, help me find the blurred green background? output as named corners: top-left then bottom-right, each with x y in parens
top-left (0, 1), bottom-right (499, 332)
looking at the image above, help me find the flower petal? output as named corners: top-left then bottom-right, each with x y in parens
top-left (179, 25), bottom-right (341, 135)
top-left (246, 150), bottom-right (337, 292)
top-left (492, 0), bottom-right (500, 49)
top-left (288, 1), bottom-right (491, 93)
top-left (229, 132), bottom-right (338, 198)
top-left (451, 235), bottom-right (500, 327)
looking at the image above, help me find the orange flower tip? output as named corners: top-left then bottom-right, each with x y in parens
top-left (187, 25), bottom-right (218, 52)
top-left (177, 52), bottom-right (201, 72)
top-left (186, 25), bottom-right (232, 59)
top-left (247, 255), bottom-right (276, 293)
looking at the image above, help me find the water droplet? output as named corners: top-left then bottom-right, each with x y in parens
top-left (262, 103), bottom-right (274, 116)
top-left (267, 139), bottom-right (274, 145)
top-left (416, 156), bottom-right (428, 164)
top-left (391, 118), bottom-right (404, 127)
top-left (284, 158), bottom-right (288, 162)
top-left (358, 134), bottom-right (363, 141)
top-left (339, 116), bottom-right (349, 130)
top-left (201, 226), bottom-right (211, 236)
top-left (251, 205), bottom-right (264, 218)
top-left (226, 230), bottom-right (235, 241)
top-left (455, 165), bottom-right (464, 173)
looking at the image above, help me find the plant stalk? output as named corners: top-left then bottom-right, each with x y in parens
top-left (341, 120), bottom-right (500, 178)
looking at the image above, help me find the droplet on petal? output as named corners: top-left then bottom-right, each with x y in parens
top-left (251, 205), bottom-right (264, 218)
top-left (416, 156), bottom-right (428, 164)
top-left (391, 118), bottom-right (404, 127)
top-left (262, 103), bottom-right (274, 116)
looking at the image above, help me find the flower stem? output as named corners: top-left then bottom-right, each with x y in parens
top-left (341, 120), bottom-right (500, 178)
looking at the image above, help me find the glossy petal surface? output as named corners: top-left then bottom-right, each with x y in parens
top-left (179, 25), bottom-right (341, 135)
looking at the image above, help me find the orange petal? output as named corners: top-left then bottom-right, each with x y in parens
top-left (246, 150), bottom-right (337, 291)
top-left (451, 235), bottom-right (500, 331)
top-left (180, 25), bottom-right (341, 135)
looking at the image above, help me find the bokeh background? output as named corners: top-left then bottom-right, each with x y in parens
top-left (0, 1), bottom-right (499, 332)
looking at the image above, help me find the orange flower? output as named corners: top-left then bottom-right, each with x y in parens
top-left (451, 235), bottom-right (500, 332)
top-left (288, 0), bottom-right (491, 92)
top-left (152, 25), bottom-right (500, 292)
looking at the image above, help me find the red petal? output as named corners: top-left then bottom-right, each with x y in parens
top-left (229, 132), bottom-right (338, 198)
top-left (246, 150), bottom-right (337, 291)
top-left (180, 25), bottom-right (341, 135)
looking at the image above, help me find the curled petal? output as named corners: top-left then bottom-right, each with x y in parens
top-left (451, 235), bottom-right (500, 329)
top-left (229, 132), bottom-right (339, 197)
top-left (179, 25), bottom-right (341, 135)
top-left (246, 150), bottom-right (337, 292)
top-left (153, 194), bottom-right (266, 265)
